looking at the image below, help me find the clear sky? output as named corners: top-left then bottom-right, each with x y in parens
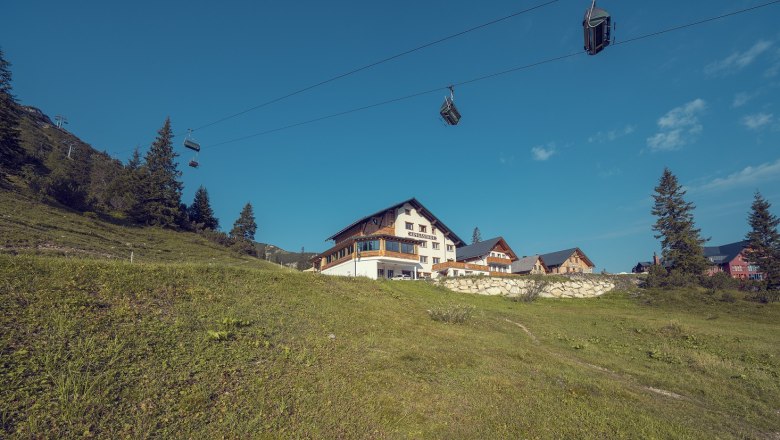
top-left (3, 0), bottom-right (780, 272)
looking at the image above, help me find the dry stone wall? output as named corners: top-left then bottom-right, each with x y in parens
top-left (437, 275), bottom-right (615, 299)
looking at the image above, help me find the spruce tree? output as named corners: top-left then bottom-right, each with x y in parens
top-left (189, 186), bottom-right (219, 230)
top-left (472, 227), bottom-right (482, 244)
top-left (230, 202), bottom-right (257, 241)
top-left (651, 168), bottom-right (708, 276)
top-left (745, 191), bottom-right (780, 290)
top-left (139, 118), bottom-right (183, 227)
top-left (0, 47), bottom-right (23, 175)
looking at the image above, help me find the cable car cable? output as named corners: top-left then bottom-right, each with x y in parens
top-left (202, 0), bottom-right (780, 151)
top-left (188, 0), bottom-right (560, 133)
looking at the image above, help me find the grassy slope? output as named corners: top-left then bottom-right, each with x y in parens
top-left (0, 188), bottom-right (279, 269)
top-left (1, 255), bottom-right (778, 439)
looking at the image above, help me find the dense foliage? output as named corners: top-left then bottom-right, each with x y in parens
top-left (745, 192), bottom-right (780, 291)
top-left (651, 168), bottom-right (708, 276)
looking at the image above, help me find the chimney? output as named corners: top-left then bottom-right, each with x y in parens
top-left (653, 252), bottom-right (660, 265)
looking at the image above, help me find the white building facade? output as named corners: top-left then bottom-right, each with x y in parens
top-left (313, 199), bottom-right (465, 280)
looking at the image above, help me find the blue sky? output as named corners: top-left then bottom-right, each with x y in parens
top-left (3, 0), bottom-right (780, 272)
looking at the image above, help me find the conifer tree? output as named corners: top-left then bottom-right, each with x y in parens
top-left (745, 191), bottom-right (780, 290)
top-left (651, 168), bottom-right (708, 276)
top-left (189, 186), bottom-right (219, 230)
top-left (230, 202), bottom-right (257, 241)
top-left (0, 47), bottom-right (23, 174)
top-left (139, 118), bottom-right (183, 227)
top-left (472, 227), bottom-right (482, 244)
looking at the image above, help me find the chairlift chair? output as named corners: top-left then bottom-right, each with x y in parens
top-left (184, 129), bottom-right (201, 168)
top-left (439, 86), bottom-right (461, 126)
top-left (583, 1), bottom-right (613, 55)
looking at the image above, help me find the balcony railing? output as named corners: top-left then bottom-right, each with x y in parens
top-left (487, 256), bottom-right (512, 266)
top-left (432, 261), bottom-right (489, 272)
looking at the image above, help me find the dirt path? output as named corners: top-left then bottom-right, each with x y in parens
top-left (503, 317), bottom-right (688, 401)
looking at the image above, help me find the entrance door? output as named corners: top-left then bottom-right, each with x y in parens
top-left (387, 269), bottom-right (394, 279)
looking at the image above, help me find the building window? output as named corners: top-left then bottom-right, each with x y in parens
top-left (432, 242), bottom-right (440, 250)
top-left (748, 265), bottom-right (759, 272)
top-left (433, 257), bottom-right (440, 264)
top-left (432, 227), bottom-right (437, 234)
top-left (385, 241), bottom-right (400, 253)
top-left (404, 209), bottom-right (411, 215)
top-left (405, 222), bottom-right (413, 230)
top-left (378, 269), bottom-right (384, 277)
top-left (420, 255), bottom-right (428, 263)
top-left (401, 243), bottom-right (415, 254)
top-left (733, 266), bottom-right (744, 272)
top-left (446, 245), bottom-right (454, 252)
top-left (453, 270), bottom-right (459, 276)
top-left (419, 225), bottom-right (427, 233)
top-left (357, 240), bottom-right (380, 252)
top-left (419, 241), bottom-right (427, 248)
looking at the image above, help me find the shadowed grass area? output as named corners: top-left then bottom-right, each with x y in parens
top-left (0, 188), bottom-right (279, 269)
top-left (1, 255), bottom-right (778, 438)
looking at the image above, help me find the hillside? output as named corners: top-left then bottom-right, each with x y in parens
top-left (0, 188), bottom-right (280, 268)
top-left (1, 253), bottom-right (778, 438)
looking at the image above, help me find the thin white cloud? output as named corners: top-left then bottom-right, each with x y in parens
top-left (588, 125), bottom-right (636, 144)
top-left (705, 40), bottom-right (773, 76)
top-left (531, 143), bottom-right (555, 161)
top-left (646, 99), bottom-right (706, 152)
top-left (694, 159), bottom-right (780, 192)
top-left (741, 113), bottom-right (774, 130)
top-left (732, 92), bottom-right (755, 108)
top-left (765, 48), bottom-right (780, 78)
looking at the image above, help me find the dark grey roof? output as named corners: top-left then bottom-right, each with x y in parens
top-left (512, 255), bottom-right (542, 273)
top-left (539, 248), bottom-right (578, 267)
top-left (456, 237), bottom-right (503, 262)
top-left (325, 198), bottom-right (465, 246)
top-left (703, 240), bottom-right (748, 265)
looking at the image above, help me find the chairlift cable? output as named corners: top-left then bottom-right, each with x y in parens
top-left (201, 0), bottom-right (780, 150)
top-left (189, 0), bottom-right (560, 133)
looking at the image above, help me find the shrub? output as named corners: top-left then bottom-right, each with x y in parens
top-left (510, 280), bottom-right (547, 303)
top-left (200, 229), bottom-right (234, 247)
top-left (427, 305), bottom-right (474, 324)
top-left (720, 292), bottom-right (737, 303)
top-left (699, 272), bottom-right (739, 291)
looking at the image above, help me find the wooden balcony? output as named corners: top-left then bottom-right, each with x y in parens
top-left (432, 261), bottom-right (489, 272)
top-left (487, 256), bottom-right (512, 266)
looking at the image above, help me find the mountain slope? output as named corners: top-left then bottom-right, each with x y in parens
top-left (0, 188), bottom-right (279, 268)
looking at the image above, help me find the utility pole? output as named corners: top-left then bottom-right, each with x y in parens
top-left (63, 141), bottom-right (75, 159)
top-left (54, 115), bottom-right (68, 129)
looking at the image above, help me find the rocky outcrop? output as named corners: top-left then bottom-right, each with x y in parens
top-left (437, 275), bottom-right (615, 299)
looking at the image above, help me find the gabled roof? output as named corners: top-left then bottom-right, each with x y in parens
top-left (512, 255), bottom-right (545, 273)
top-left (539, 247), bottom-right (594, 268)
top-left (703, 240), bottom-right (749, 265)
top-left (456, 237), bottom-right (518, 262)
top-left (325, 198), bottom-right (466, 246)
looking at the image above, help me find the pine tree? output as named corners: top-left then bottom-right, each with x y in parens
top-left (472, 227), bottom-right (482, 244)
top-left (230, 202), bottom-right (257, 241)
top-left (189, 186), bottom-right (219, 230)
top-left (745, 191), bottom-right (780, 290)
top-left (297, 246), bottom-right (308, 271)
top-left (651, 168), bottom-right (708, 276)
top-left (0, 47), bottom-right (24, 175)
top-left (139, 118), bottom-right (183, 227)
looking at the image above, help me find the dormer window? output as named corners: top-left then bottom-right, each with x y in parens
top-left (404, 209), bottom-right (411, 215)
top-left (419, 225), bottom-right (427, 233)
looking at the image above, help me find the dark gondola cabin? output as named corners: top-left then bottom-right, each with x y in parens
top-left (189, 160), bottom-right (199, 168)
top-left (583, 5), bottom-right (612, 55)
top-left (440, 95), bottom-right (461, 126)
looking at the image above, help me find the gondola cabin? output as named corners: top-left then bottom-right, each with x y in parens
top-left (583, 6), bottom-right (612, 55)
top-left (440, 96), bottom-right (461, 126)
top-left (189, 160), bottom-right (199, 168)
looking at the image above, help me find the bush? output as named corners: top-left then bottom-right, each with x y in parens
top-left (200, 229), bottom-right (234, 247)
top-left (510, 280), bottom-right (547, 303)
top-left (699, 272), bottom-right (739, 291)
top-left (643, 266), bottom-right (698, 289)
top-left (720, 292), bottom-right (737, 303)
top-left (427, 305), bottom-right (474, 324)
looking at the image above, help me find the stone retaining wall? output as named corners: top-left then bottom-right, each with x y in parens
top-left (437, 275), bottom-right (615, 299)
